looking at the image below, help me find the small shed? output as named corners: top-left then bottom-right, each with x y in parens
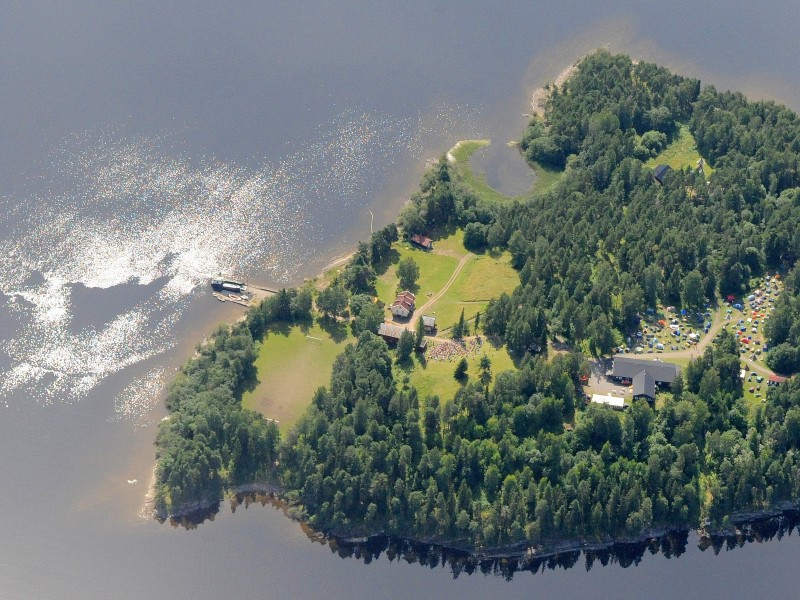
top-left (410, 234), bottom-right (433, 251)
top-left (422, 315), bottom-right (436, 333)
top-left (653, 164), bottom-right (672, 185)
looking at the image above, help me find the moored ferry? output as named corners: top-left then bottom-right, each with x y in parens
top-left (211, 276), bottom-right (247, 293)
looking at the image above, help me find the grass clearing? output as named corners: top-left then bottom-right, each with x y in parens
top-left (242, 322), bottom-right (354, 431)
top-left (375, 244), bottom-right (458, 308)
top-left (431, 228), bottom-right (469, 257)
top-left (426, 252), bottom-right (518, 330)
top-left (645, 124), bottom-right (714, 178)
top-left (400, 341), bottom-right (517, 402)
top-left (530, 162), bottom-right (565, 195)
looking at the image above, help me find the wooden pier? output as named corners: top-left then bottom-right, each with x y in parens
top-left (210, 281), bottom-right (276, 308)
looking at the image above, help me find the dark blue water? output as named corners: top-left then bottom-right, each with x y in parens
top-left (2, 2), bottom-right (800, 598)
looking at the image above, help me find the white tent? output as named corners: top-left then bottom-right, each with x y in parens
top-left (591, 394), bottom-right (626, 410)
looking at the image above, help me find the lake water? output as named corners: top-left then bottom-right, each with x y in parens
top-left (2, 2), bottom-right (800, 598)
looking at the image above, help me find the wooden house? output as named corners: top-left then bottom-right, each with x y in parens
top-left (410, 234), bottom-right (433, 251)
top-left (391, 290), bottom-right (416, 318)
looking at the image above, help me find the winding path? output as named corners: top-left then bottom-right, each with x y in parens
top-left (409, 253), bottom-right (473, 328)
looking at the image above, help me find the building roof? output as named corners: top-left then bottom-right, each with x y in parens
top-left (397, 290), bottom-right (416, 302)
top-left (591, 394), bottom-right (626, 409)
top-left (769, 374), bottom-right (788, 384)
top-left (378, 322), bottom-right (406, 340)
top-left (653, 164), bottom-right (672, 183)
top-left (411, 234), bottom-right (433, 248)
top-left (422, 315), bottom-right (436, 327)
top-left (392, 298), bottom-right (414, 312)
top-left (612, 357), bottom-right (679, 384)
top-left (632, 371), bottom-right (656, 399)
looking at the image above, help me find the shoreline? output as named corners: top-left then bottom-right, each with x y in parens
top-left (529, 55), bottom-right (586, 116)
top-left (148, 54), bottom-right (800, 564)
top-left (160, 486), bottom-right (800, 565)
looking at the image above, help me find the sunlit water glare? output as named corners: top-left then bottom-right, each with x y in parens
top-left (0, 106), bottom-right (486, 419)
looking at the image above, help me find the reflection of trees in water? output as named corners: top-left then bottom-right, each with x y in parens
top-left (699, 510), bottom-right (800, 556)
top-left (163, 494), bottom-right (800, 579)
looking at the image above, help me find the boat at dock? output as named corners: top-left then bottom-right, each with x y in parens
top-left (211, 276), bottom-right (247, 293)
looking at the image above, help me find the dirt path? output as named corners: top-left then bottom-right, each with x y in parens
top-left (621, 307), bottom-right (776, 377)
top-left (649, 307), bottom-right (726, 362)
top-left (410, 253), bottom-right (473, 328)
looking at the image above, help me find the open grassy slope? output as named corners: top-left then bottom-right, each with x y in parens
top-left (242, 323), bottom-right (354, 431)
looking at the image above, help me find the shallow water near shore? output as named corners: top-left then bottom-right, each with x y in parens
top-left (3, 2), bottom-right (800, 598)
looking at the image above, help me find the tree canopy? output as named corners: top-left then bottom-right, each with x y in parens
top-left (155, 51), bottom-right (800, 554)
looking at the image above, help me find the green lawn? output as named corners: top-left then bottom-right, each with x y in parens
top-left (430, 228), bottom-right (469, 257)
top-left (644, 124), bottom-right (714, 178)
top-left (242, 322), bottom-right (354, 431)
top-left (425, 252), bottom-right (519, 331)
top-left (400, 341), bottom-right (517, 402)
top-left (375, 244), bottom-right (458, 308)
top-left (530, 162), bottom-right (565, 195)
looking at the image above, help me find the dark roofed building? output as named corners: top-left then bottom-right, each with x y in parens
top-left (633, 371), bottom-right (656, 402)
top-left (610, 357), bottom-right (679, 403)
top-left (653, 164), bottom-right (672, 185)
top-left (377, 322), bottom-right (426, 350)
top-left (422, 315), bottom-right (436, 333)
top-left (611, 357), bottom-right (679, 383)
top-left (378, 322), bottom-right (405, 344)
top-left (410, 234), bottom-right (433, 251)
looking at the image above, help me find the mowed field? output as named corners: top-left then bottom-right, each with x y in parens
top-left (426, 252), bottom-right (518, 331)
top-left (242, 323), bottom-right (354, 431)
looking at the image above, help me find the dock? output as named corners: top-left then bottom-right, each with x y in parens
top-left (210, 279), bottom-right (277, 308)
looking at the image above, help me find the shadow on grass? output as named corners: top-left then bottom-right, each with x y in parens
top-left (399, 282), bottom-right (420, 295)
top-left (239, 368), bottom-right (260, 397)
top-left (372, 248), bottom-right (401, 277)
top-left (395, 356), bottom-right (415, 372)
top-left (430, 222), bottom-right (460, 241)
top-left (484, 334), bottom-right (505, 349)
top-left (317, 316), bottom-right (350, 343)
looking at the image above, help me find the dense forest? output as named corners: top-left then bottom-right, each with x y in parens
top-left (155, 51), bottom-right (800, 552)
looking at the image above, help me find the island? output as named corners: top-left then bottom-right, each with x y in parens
top-left (153, 50), bottom-right (800, 561)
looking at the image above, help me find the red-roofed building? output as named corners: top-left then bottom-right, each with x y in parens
top-left (391, 290), bottom-right (416, 318)
top-left (769, 374), bottom-right (788, 386)
top-left (410, 234), bottom-right (433, 251)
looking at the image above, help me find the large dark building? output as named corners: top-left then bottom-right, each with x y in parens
top-left (608, 357), bottom-right (679, 402)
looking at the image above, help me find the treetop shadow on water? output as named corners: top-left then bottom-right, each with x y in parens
top-left (164, 492), bottom-right (800, 580)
